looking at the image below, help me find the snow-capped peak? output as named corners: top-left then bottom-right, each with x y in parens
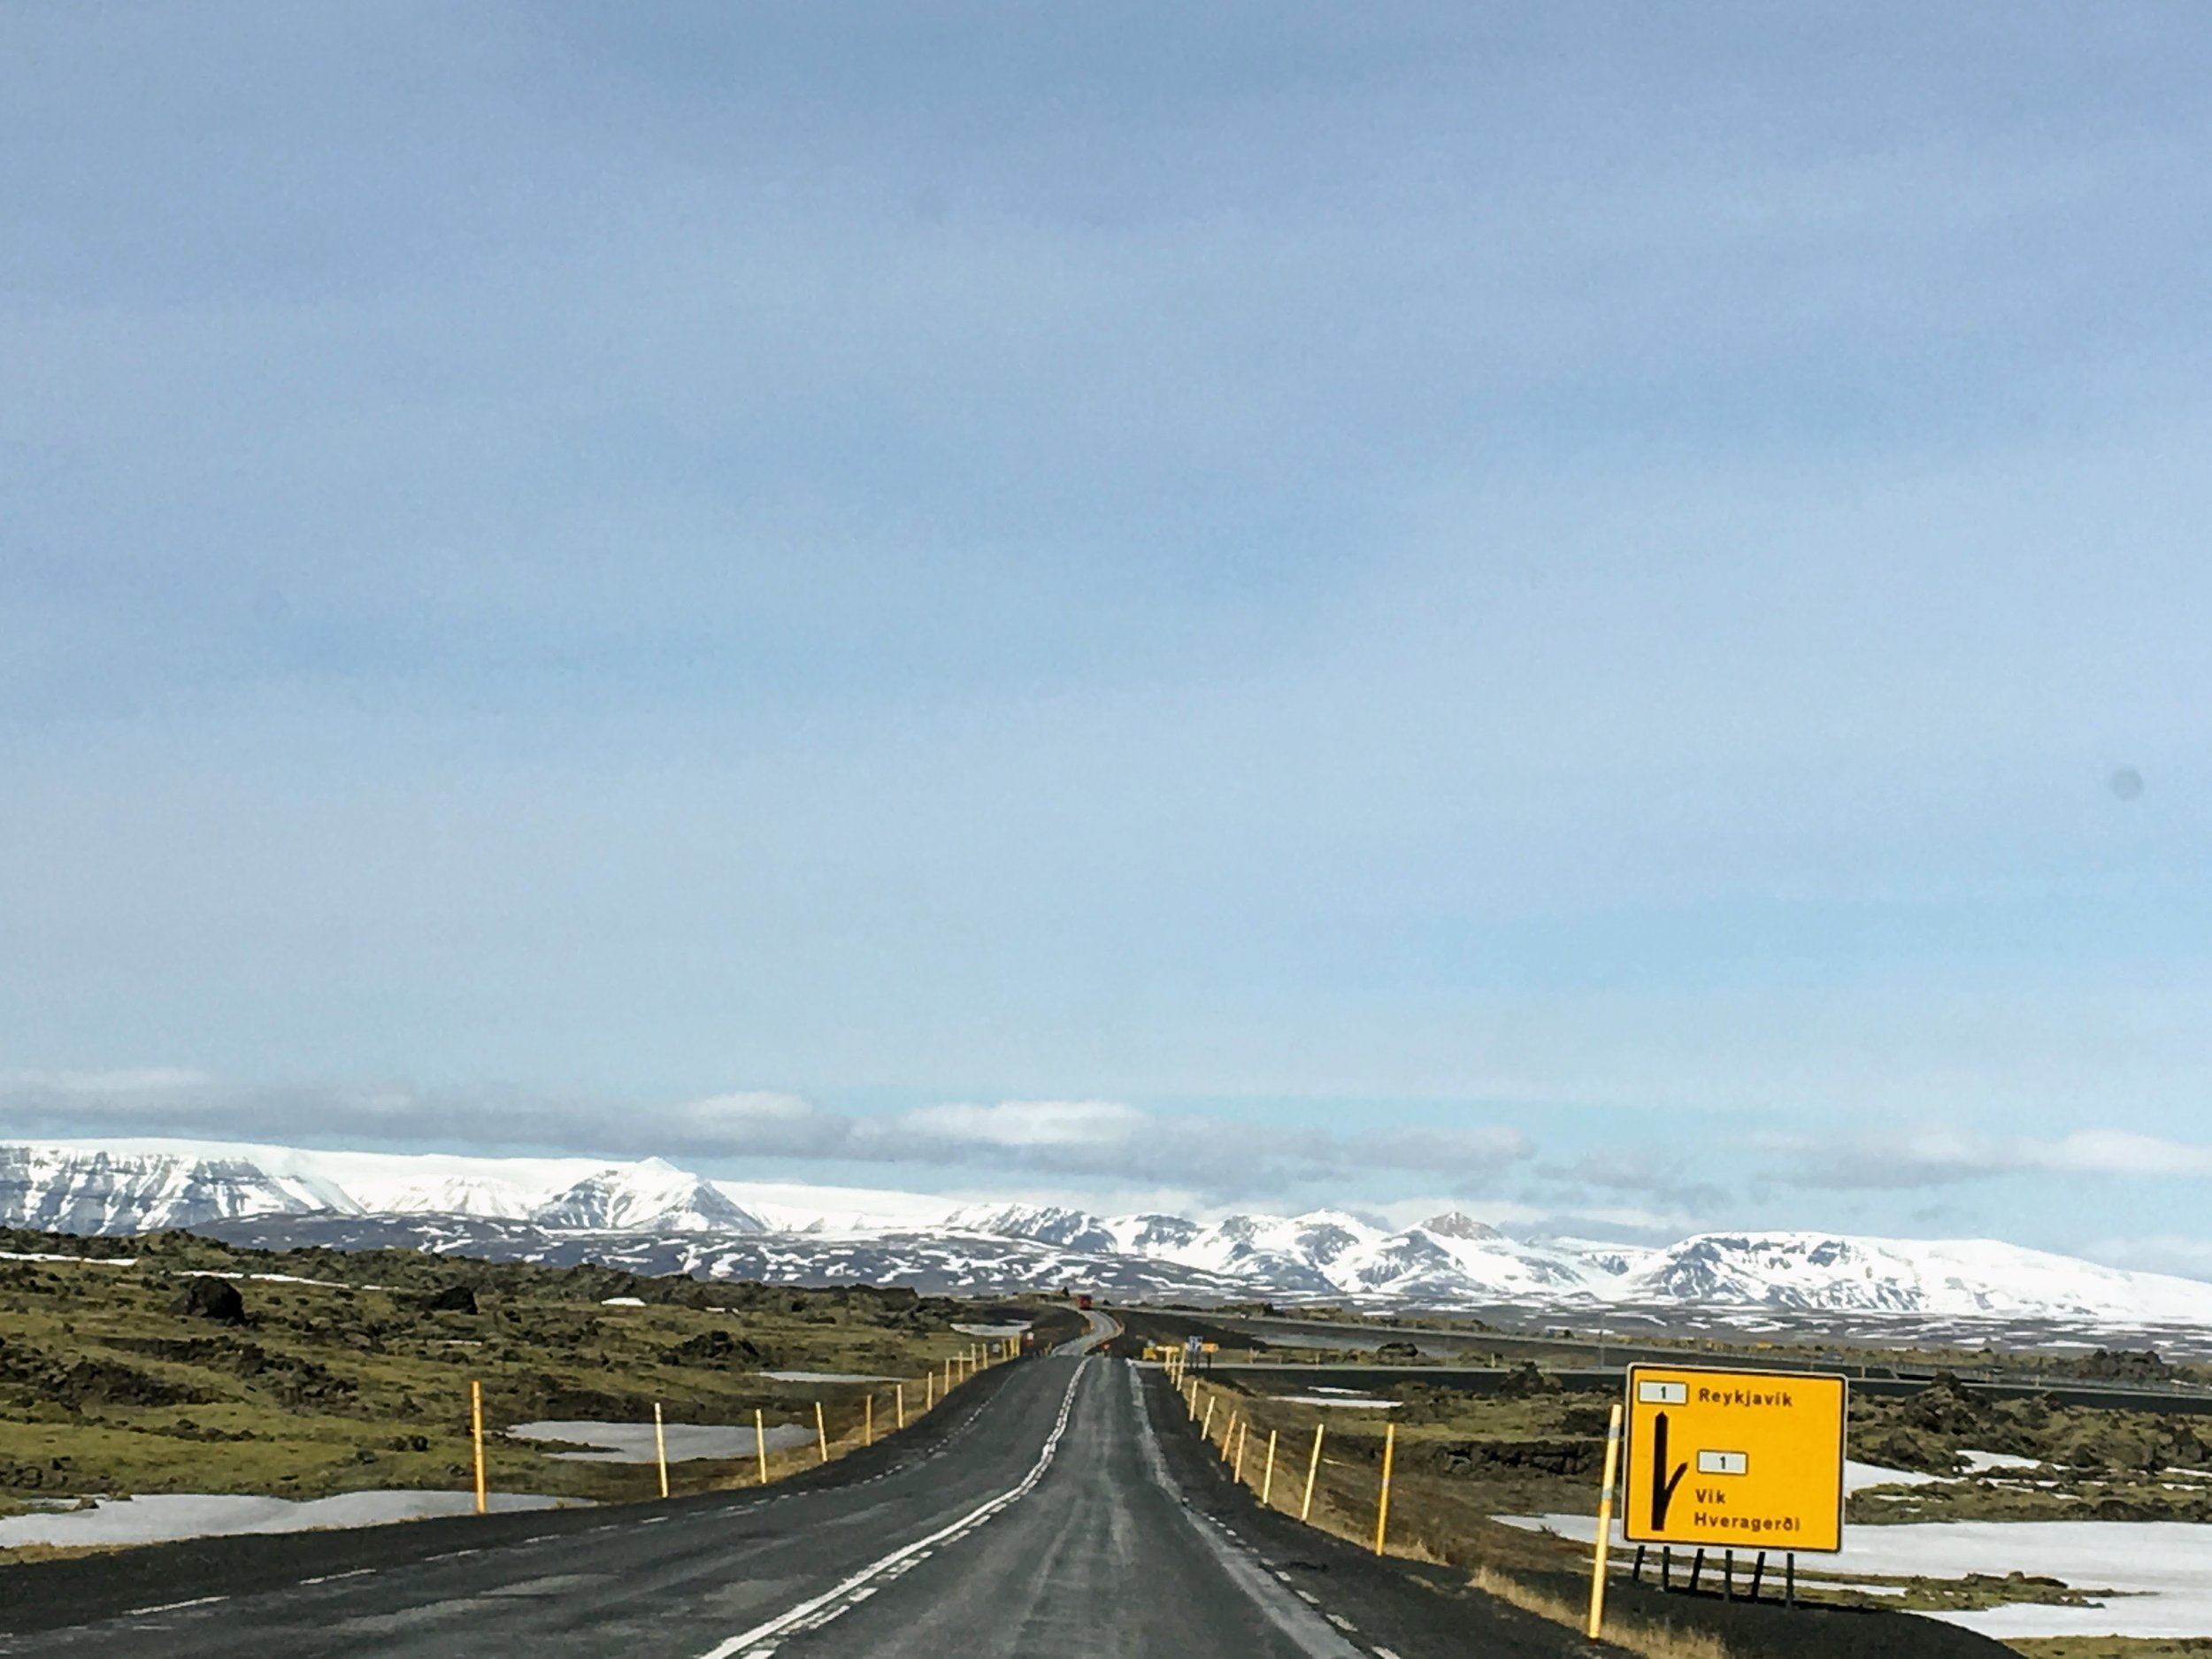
top-left (942, 1203), bottom-right (1121, 1256)
top-left (530, 1159), bottom-right (764, 1234)
top-left (1420, 1210), bottom-right (1500, 1241)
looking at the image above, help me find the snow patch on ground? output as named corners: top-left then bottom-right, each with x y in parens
top-left (1960, 1449), bottom-right (2044, 1472)
top-left (0, 1490), bottom-right (583, 1549)
top-left (1846, 1460), bottom-right (1947, 1494)
top-left (759, 1370), bottom-right (900, 1384)
top-left (506, 1420), bottom-right (813, 1463)
top-left (1498, 1512), bottom-right (2212, 1639)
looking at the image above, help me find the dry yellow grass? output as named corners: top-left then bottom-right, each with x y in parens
top-left (1473, 1566), bottom-right (1737, 1659)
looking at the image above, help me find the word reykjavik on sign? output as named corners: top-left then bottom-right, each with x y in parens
top-left (1619, 1364), bottom-right (1848, 1555)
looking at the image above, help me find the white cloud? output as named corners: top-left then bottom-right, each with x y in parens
top-left (1761, 1126), bottom-right (2212, 1190)
top-left (900, 1100), bottom-right (1148, 1148)
top-left (1, 1067), bottom-right (215, 1094)
top-left (2081, 1235), bottom-right (2212, 1283)
top-left (0, 1074), bottom-right (1530, 1200)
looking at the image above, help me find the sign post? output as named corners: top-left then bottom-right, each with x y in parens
top-left (1586, 1402), bottom-right (1623, 1638)
top-left (1621, 1365), bottom-right (1847, 1563)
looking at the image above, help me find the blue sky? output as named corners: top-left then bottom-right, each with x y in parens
top-left (6, 4), bottom-right (2212, 1268)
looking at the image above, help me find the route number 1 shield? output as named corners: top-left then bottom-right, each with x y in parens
top-left (1620, 1364), bottom-right (1848, 1554)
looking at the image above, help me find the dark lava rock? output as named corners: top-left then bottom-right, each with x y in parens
top-left (1374, 1340), bottom-right (1423, 1363)
top-left (170, 1276), bottom-right (246, 1325)
top-left (1496, 1361), bottom-right (1561, 1397)
top-left (2061, 1348), bottom-right (2167, 1381)
top-left (670, 1329), bottom-right (765, 1369)
top-left (1898, 1371), bottom-right (1991, 1436)
top-left (1422, 1436), bottom-right (1601, 1479)
top-left (423, 1284), bottom-right (479, 1315)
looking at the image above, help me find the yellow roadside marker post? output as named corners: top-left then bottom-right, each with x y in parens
top-left (755, 1408), bottom-right (768, 1486)
top-left (814, 1401), bottom-right (829, 1463)
top-left (944, 1356), bottom-right (953, 1394)
top-left (896, 1382), bottom-right (906, 1430)
top-left (471, 1379), bottom-right (488, 1517)
top-left (1301, 1424), bottom-right (1325, 1523)
top-left (1586, 1402), bottom-right (1624, 1640)
top-left (1373, 1422), bottom-right (1396, 1555)
top-left (654, 1402), bottom-right (670, 1499)
top-left (1262, 1429), bottom-right (1279, 1506)
top-left (926, 1371), bottom-right (935, 1409)
top-left (1201, 1396), bottom-right (1217, 1443)
top-left (865, 1393), bottom-right (874, 1448)
top-left (1221, 1411), bottom-right (1239, 1461)
top-left (1233, 1419), bottom-right (1249, 1485)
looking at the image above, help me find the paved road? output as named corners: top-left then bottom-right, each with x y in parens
top-left (2, 1358), bottom-right (1583, 1659)
top-left (1065, 1304), bottom-right (1122, 1353)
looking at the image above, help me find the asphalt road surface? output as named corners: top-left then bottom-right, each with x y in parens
top-left (1, 1356), bottom-right (1586, 1659)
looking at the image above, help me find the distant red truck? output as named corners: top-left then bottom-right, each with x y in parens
top-left (1075, 1294), bottom-right (1094, 1310)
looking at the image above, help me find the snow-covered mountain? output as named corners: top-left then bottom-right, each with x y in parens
top-left (530, 1158), bottom-right (764, 1233)
top-left (0, 1144), bottom-right (326, 1233)
top-left (1619, 1233), bottom-right (2212, 1325)
top-left (9, 1138), bottom-right (2212, 1332)
top-left (0, 1141), bottom-right (762, 1238)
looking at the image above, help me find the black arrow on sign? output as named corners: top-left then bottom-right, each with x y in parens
top-left (1650, 1411), bottom-right (1689, 1530)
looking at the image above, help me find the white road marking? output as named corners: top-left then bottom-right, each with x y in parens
top-left (696, 1362), bottom-right (1091, 1659)
top-left (123, 1596), bottom-right (227, 1616)
top-left (1326, 1611), bottom-right (1356, 1631)
top-left (298, 1569), bottom-right (375, 1586)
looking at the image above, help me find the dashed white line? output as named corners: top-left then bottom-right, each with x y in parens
top-left (123, 1596), bottom-right (227, 1617)
top-left (696, 1362), bottom-right (1090, 1659)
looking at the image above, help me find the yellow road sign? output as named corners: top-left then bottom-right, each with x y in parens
top-left (1620, 1364), bottom-right (1847, 1553)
